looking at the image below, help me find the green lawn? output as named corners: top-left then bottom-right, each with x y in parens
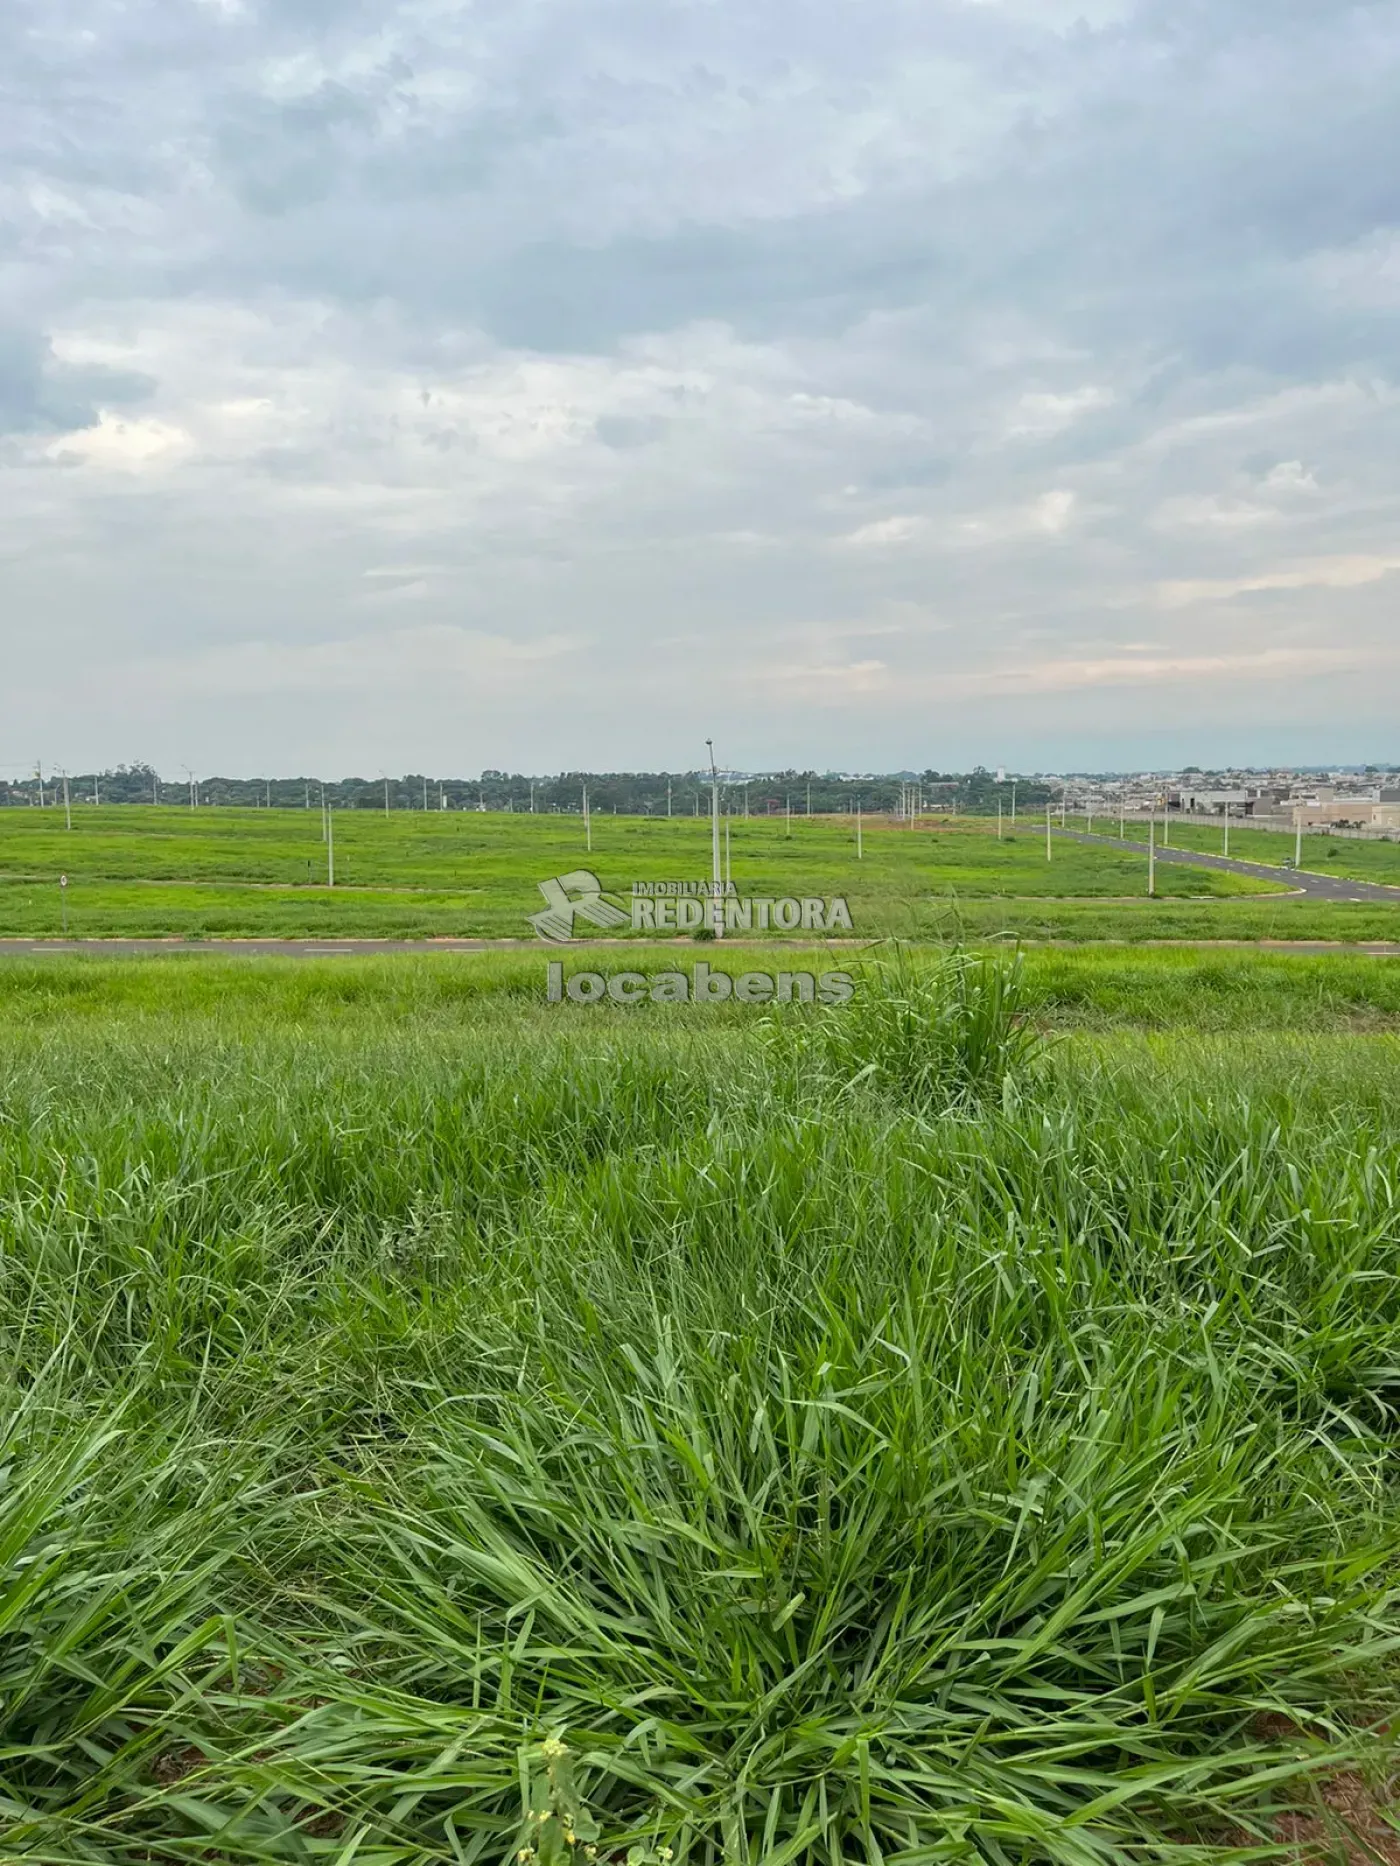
top-left (2, 947), bottom-right (1399, 1861)
top-left (0, 806), bottom-right (1281, 940)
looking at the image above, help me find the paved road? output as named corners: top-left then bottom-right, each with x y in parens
top-left (5, 936), bottom-right (1400, 959)
top-left (0, 937), bottom-right (860, 958)
top-left (1055, 829), bottom-right (1400, 903)
top-left (0, 938), bottom-right (513, 957)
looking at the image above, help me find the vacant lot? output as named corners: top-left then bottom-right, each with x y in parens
top-left (0, 807), bottom-right (1277, 941)
top-left (3, 947), bottom-right (1400, 1861)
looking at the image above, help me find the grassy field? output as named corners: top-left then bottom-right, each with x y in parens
top-left (3, 945), bottom-right (1400, 1861)
top-left (1087, 816), bottom-right (1400, 888)
top-left (0, 807), bottom-right (1279, 942)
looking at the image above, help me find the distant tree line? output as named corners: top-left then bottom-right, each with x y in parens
top-left (0, 762), bottom-right (1052, 816)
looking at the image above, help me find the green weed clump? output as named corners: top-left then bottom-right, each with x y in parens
top-left (806, 946), bottom-right (1043, 1107)
top-left (0, 954), bottom-right (1398, 1862)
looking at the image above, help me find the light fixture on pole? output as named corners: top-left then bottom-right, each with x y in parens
top-left (706, 739), bottom-right (723, 940)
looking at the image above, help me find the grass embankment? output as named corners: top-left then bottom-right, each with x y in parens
top-left (0, 808), bottom-right (1274, 941)
top-left (3, 948), bottom-right (1400, 1860)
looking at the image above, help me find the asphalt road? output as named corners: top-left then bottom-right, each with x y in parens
top-left (1055, 829), bottom-right (1400, 902)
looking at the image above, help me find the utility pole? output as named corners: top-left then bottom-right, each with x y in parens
top-left (806, 778), bottom-right (811, 816)
top-left (1163, 802), bottom-right (1171, 847)
top-left (422, 777), bottom-right (428, 812)
top-left (1086, 805), bottom-right (1092, 838)
top-left (384, 777), bottom-right (390, 818)
top-left (706, 739), bottom-right (723, 940)
top-left (266, 779), bottom-right (271, 809)
top-left (327, 808), bottom-right (335, 886)
top-left (1045, 802), bottom-right (1052, 862)
top-left (93, 778), bottom-right (99, 807)
top-left (724, 812), bottom-right (731, 886)
top-left (62, 770), bottom-right (71, 830)
top-left (153, 770), bottom-right (158, 806)
top-left (1060, 793), bottom-right (1066, 828)
top-left (997, 799), bottom-right (1003, 840)
top-left (583, 783), bottom-right (591, 852)
top-left (530, 780), bottom-right (535, 814)
top-left (786, 794), bottom-right (792, 838)
top-left (1148, 815), bottom-right (1156, 896)
top-left (1120, 793), bottom-right (1126, 839)
top-left (856, 798), bottom-right (863, 860)
top-left (1011, 781), bottom-right (1017, 824)
top-left (1223, 808), bottom-right (1230, 859)
top-left (667, 779), bottom-right (672, 818)
top-left (1295, 805), bottom-right (1303, 867)
top-left (36, 762), bottom-right (45, 808)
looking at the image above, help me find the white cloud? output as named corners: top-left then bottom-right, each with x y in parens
top-left (1158, 554), bottom-right (1400, 608)
top-left (840, 515), bottom-right (928, 546)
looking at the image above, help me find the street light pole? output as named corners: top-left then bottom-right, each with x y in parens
top-left (1045, 802), bottom-right (1052, 862)
top-left (857, 798), bottom-right (863, 860)
top-left (1148, 815), bottom-right (1156, 896)
top-left (707, 739), bottom-right (723, 939)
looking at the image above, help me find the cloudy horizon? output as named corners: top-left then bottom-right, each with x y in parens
top-left (3, 0), bottom-right (1398, 779)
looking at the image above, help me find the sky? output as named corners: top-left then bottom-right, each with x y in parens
top-left (2, 0), bottom-right (1399, 780)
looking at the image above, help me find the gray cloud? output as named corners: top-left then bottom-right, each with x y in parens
top-left (1, 0), bottom-right (1398, 773)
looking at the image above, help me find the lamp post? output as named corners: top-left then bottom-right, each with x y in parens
top-left (706, 740), bottom-right (723, 940)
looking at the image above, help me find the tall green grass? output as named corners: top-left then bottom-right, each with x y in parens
top-left (1, 956), bottom-right (1399, 1860)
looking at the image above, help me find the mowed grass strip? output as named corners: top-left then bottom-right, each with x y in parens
top-left (1, 950), bottom-right (1399, 1861)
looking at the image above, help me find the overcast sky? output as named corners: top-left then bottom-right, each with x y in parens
top-left (3, 0), bottom-right (1398, 779)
